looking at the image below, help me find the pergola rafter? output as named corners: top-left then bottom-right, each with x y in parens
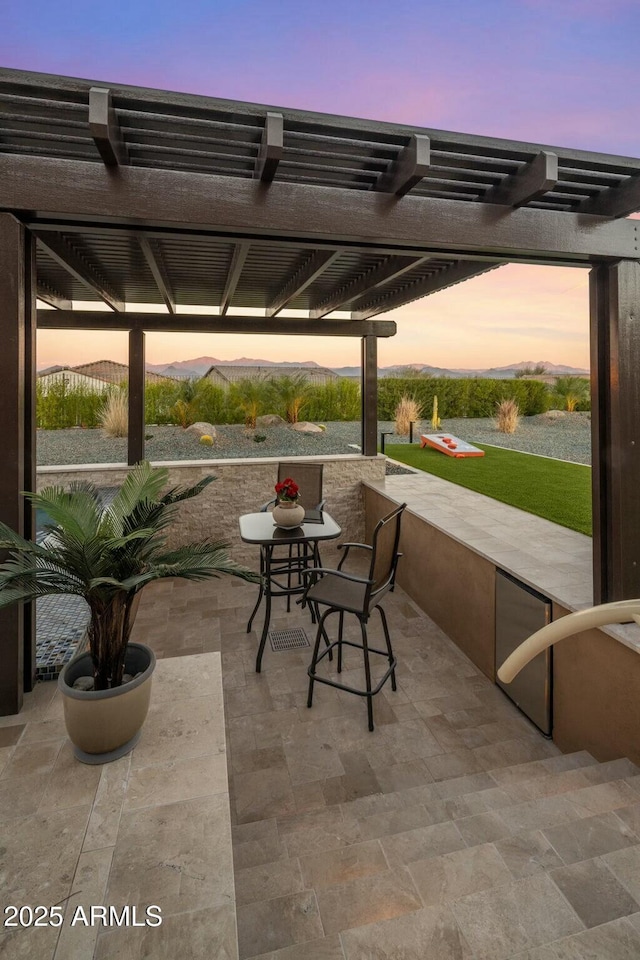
top-left (310, 255), bottom-right (431, 319)
top-left (138, 235), bottom-right (175, 313)
top-left (266, 250), bottom-right (341, 317)
top-left (34, 232), bottom-right (124, 311)
top-left (89, 86), bottom-right (128, 167)
top-left (254, 112), bottom-right (283, 183)
top-left (219, 242), bottom-right (250, 316)
top-left (36, 279), bottom-right (72, 310)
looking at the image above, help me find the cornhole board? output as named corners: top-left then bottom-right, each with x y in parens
top-left (420, 434), bottom-right (485, 458)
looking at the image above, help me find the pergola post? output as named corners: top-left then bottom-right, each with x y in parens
top-left (128, 328), bottom-right (145, 465)
top-left (361, 335), bottom-right (378, 457)
top-left (590, 260), bottom-right (640, 602)
top-left (0, 214), bottom-right (36, 714)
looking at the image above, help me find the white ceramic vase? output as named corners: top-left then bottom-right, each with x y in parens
top-left (272, 501), bottom-right (305, 528)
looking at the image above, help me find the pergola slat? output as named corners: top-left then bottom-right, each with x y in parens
top-left (36, 281), bottom-right (72, 310)
top-left (310, 255), bottom-right (430, 319)
top-left (266, 250), bottom-right (341, 316)
top-left (352, 261), bottom-right (503, 319)
top-left (35, 232), bottom-right (124, 311)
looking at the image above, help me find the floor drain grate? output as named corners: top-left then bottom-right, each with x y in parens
top-left (269, 627), bottom-right (310, 652)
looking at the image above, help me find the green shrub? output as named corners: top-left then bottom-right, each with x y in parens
top-left (192, 380), bottom-right (233, 424)
top-left (144, 380), bottom-right (183, 424)
top-left (36, 379), bottom-right (108, 429)
top-left (305, 378), bottom-right (360, 421)
top-left (551, 376), bottom-right (591, 412)
top-left (377, 377), bottom-right (550, 420)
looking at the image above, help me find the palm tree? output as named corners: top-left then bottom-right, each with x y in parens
top-left (553, 376), bottom-right (590, 412)
top-left (269, 373), bottom-right (312, 424)
top-left (231, 378), bottom-right (269, 428)
top-left (0, 462), bottom-right (258, 690)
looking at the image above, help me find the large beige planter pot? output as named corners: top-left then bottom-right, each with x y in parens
top-left (58, 642), bottom-right (156, 765)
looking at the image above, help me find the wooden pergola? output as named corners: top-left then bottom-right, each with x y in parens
top-left (1, 67), bottom-right (639, 713)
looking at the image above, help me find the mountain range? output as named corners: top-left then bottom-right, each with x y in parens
top-left (144, 356), bottom-right (319, 378)
top-left (37, 356), bottom-right (589, 379)
top-left (144, 357), bottom-right (589, 380)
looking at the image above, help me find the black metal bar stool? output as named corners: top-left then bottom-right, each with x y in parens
top-left (303, 503), bottom-right (406, 731)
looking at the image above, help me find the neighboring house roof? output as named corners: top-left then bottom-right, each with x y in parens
top-left (71, 360), bottom-right (175, 384)
top-left (203, 364), bottom-right (339, 386)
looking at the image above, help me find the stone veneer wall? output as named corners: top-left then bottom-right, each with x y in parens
top-left (36, 456), bottom-right (386, 565)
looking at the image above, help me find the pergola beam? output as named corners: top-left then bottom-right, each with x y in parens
top-left (377, 135), bottom-right (431, 197)
top-left (254, 112), bottom-right (283, 183)
top-left (36, 310), bottom-right (396, 337)
top-left (579, 174), bottom-right (640, 219)
top-left (35, 232), bottom-right (124, 311)
top-left (352, 261), bottom-right (503, 319)
top-left (266, 250), bottom-right (341, 317)
top-left (89, 86), bottom-right (128, 167)
top-left (310, 255), bottom-right (430, 319)
top-left (484, 151), bottom-right (558, 207)
top-left (2, 155), bottom-right (636, 262)
top-left (219, 241), bottom-right (249, 316)
top-left (25, 221), bottom-right (585, 268)
top-left (138, 235), bottom-right (175, 313)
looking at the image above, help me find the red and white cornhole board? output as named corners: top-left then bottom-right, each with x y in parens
top-left (420, 434), bottom-right (485, 458)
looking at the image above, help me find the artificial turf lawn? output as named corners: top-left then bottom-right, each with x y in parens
top-left (385, 443), bottom-right (592, 536)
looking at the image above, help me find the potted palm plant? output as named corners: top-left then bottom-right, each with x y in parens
top-left (0, 461), bottom-right (258, 764)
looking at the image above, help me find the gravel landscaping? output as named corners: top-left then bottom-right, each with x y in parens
top-left (36, 412), bottom-right (592, 467)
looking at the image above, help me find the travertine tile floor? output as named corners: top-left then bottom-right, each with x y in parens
top-left (0, 652), bottom-right (235, 960)
top-left (130, 554), bottom-right (640, 960)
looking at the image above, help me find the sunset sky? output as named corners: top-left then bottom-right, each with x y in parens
top-left (4, 0), bottom-right (639, 370)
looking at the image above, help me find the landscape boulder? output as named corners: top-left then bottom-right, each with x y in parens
top-left (291, 421), bottom-right (324, 433)
top-left (256, 414), bottom-right (286, 427)
top-left (540, 410), bottom-right (566, 421)
top-left (186, 421), bottom-right (217, 438)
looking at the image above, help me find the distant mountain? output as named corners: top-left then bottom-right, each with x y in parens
top-left (145, 356), bottom-right (322, 378)
top-left (330, 361), bottom-right (589, 379)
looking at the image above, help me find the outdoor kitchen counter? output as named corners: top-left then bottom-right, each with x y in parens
top-left (364, 472), bottom-right (640, 766)
top-left (365, 472), bottom-right (640, 657)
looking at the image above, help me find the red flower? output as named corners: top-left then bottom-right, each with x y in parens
top-left (275, 478), bottom-right (300, 502)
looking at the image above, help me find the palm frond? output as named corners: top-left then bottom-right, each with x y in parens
top-left (0, 522), bottom-right (52, 556)
top-left (160, 475), bottom-right (216, 506)
top-left (102, 461), bottom-right (169, 534)
top-left (26, 487), bottom-right (101, 541)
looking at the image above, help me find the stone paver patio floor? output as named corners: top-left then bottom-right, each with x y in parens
top-left (131, 552), bottom-right (640, 960)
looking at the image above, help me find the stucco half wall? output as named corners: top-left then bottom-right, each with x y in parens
top-left (37, 455), bottom-right (386, 565)
top-left (364, 485), bottom-right (640, 766)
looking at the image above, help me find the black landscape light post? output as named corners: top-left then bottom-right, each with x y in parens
top-left (380, 431), bottom-right (393, 454)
